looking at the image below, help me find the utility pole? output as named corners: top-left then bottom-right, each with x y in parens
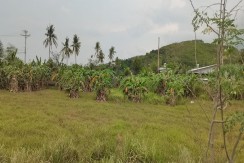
top-left (20, 30), bottom-right (30, 63)
top-left (194, 31), bottom-right (198, 67)
top-left (158, 37), bottom-right (160, 73)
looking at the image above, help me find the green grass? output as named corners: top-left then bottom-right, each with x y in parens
top-left (0, 89), bottom-right (243, 162)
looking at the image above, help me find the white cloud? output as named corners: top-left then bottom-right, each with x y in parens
top-left (85, 24), bottom-right (129, 36)
top-left (150, 23), bottom-right (179, 35)
top-left (170, 0), bottom-right (186, 9)
top-left (1, 0), bottom-right (243, 65)
top-left (110, 26), bottom-right (128, 33)
top-left (126, 0), bottom-right (163, 10)
top-left (60, 6), bottom-right (71, 14)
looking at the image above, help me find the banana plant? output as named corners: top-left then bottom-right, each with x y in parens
top-left (146, 73), bottom-right (168, 95)
top-left (165, 75), bottom-right (185, 106)
top-left (92, 69), bottom-right (114, 101)
top-left (58, 67), bottom-right (85, 98)
top-left (83, 69), bottom-right (96, 92)
top-left (120, 75), bottom-right (148, 102)
top-left (2, 65), bottom-right (20, 91)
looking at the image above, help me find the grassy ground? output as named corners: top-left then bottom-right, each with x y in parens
top-left (0, 89), bottom-right (243, 162)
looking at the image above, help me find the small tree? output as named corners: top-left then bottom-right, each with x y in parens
top-left (132, 57), bottom-right (143, 75)
top-left (190, 0), bottom-right (244, 162)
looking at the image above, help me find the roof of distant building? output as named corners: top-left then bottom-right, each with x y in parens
top-left (188, 64), bottom-right (217, 74)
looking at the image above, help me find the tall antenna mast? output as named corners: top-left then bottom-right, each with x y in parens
top-left (20, 30), bottom-right (30, 63)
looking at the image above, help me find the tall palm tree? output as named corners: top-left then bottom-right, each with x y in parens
top-left (108, 46), bottom-right (116, 64)
top-left (43, 25), bottom-right (58, 59)
top-left (98, 50), bottom-right (105, 63)
top-left (61, 38), bottom-right (72, 65)
top-left (71, 34), bottom-right (81, 64)
top-left (94, 42), bottom-right (101, 58)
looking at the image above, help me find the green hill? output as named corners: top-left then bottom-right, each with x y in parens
top-left (119, 40), bottom-right (240, 73)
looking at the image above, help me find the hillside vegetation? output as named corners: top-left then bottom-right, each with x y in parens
top-left (120, 40), bottom-right (240, 73)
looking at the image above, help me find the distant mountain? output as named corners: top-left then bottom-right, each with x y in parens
top-left (119, 40), bottom-right (240, 73)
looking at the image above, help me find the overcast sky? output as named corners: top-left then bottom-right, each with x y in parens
top-left (0, 0), bottom-right (243, 65)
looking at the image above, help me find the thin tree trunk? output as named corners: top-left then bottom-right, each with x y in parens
top-left (219, 1), bottom-right (230, 161)
top-left (206, 108), bottom-right (218, 162)
top-left (75, 54), bottom-right (77, 64)
top-left (221, 107), bottom-right (230, 161)
top-left (230, 132), bottom-right (243, 163)
top-left (49, 45), bottom-right (51, 59)
top-left (239, 51), bottom-right (244, 64)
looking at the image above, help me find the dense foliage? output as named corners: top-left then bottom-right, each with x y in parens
top-left (206, 64), bottom-right (244, 100)
top-left (1, 55), bottom-right (243, 104)
top-left (0, 55), bottom-right (51, 92)
top-left (119, 40), bottom-right (241, 74)
top-left (0, 43), bottom-right (243, 104)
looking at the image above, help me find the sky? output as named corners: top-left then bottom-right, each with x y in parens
top-left (0, 0), bottom-right (243, 65)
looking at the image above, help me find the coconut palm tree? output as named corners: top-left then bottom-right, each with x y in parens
top-left (98, 50), bottom-right (105, 63)
top-left (43, 25), bottom-right (58, 59)
top-left (61, 38), bottom-right (72, 65)
top-left (94, 42), bottom-right (101, 58)
top-left (108, 46), bottom-right (116, 65)
top-left (71, 34), bottom-right (81, 64)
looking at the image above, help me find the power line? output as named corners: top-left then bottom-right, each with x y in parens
top-left (0, 34), bottom-right (21, 37)
top-left (20, 30), bottom-right (30, 63)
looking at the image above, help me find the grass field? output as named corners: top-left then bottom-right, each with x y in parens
top-left (0, 89), bottom-right (243, 162)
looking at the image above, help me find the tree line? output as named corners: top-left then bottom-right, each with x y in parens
top-left (43, 24), bottom-right (116, 65)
